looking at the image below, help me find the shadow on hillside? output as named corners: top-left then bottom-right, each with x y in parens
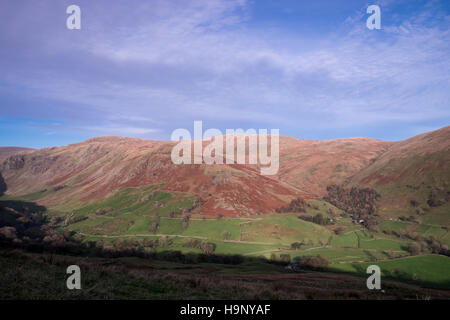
top-left (338, 260), bottom-right (450, 290)
top-left (0, 200), bottom-right (48, 242)
top-left (0, 171), bottom-right (6, 196)
top-left (0, 199), bottom-right (46, 214)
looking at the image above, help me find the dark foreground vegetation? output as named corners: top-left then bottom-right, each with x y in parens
top-left (1, 199), bottom-right (450, 300)
top-left (2, 248), bottom-right (450, 300)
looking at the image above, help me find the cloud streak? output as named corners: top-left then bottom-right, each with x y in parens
top-left (0, 0), bottom-right (449, 147)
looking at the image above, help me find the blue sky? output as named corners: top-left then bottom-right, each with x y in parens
top-left (0, 0), bottom-right (449, 148)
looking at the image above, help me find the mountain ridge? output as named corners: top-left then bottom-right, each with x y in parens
top-left (0, 126), bottom-right (449, 217)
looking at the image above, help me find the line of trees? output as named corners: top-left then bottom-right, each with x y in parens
top-left (325, 184), bottom-right (380, 231)
top-left (276, 198), bottom-right (306, 213)
top-left (325, 184), bottom-right (380, 219)
top-left (298, 213), bottom-right (333, 226)
top-left (182, 237), bottom-right (216, 254)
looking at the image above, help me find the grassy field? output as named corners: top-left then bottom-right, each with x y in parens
top-left (1, 187), bottom-right (449, 291)
top-left (240, 214), bottom-right (332, 244)
top-left (330, 254), bottom-right (450, 289)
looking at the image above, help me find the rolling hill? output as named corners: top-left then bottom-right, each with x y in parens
top-left (0, 127), bottom-right (448, 217)
top-left (0, 127), bottom-right (449, 293)
top-left (0, 137), bottom-right (306, 217)
top-left (348, 126), bottom-right (450, 223)
top-left (276, 136), bottom-right (392, 196)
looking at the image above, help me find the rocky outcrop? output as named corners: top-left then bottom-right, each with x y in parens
top-left (3, 154), bottom-right (25, 170)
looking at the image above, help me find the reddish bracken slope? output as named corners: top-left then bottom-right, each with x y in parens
top-left (276, 136), bottom-right (392, 196)
top-left (0, 137), bottom-right (307, 216)
top-left (348, 126), bottom-right (450, 212)
top-left (1, 126), bottom-right (448, 216)
top-left (0, 147), bottom-right (33, 162)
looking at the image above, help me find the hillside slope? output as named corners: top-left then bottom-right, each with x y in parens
top-left (0, 137), bottom-right (306, 216)
top-left (348, 126), bottom-right (450, 220)
top-left (0, 127), bottom-right (449, 217)
top-left (277, 136), bottom-right (392, 196)
top-left (0, 147), bottom-right (33, 162)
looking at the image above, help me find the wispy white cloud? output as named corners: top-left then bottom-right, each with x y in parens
top-left (76, 125), bottom-right (159, 136)
top-left (0, 0), bottom-right (449, 142)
